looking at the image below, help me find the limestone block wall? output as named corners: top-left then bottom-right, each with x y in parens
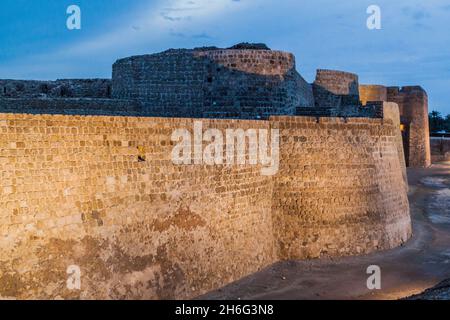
top-left (0, 114), bottom-right (276, 299)
top-left (271, 114), bottom-right (410, 259)
top-left (0, 112), bottom-right (411, 299)
top-left (382, 102), bottom-right (408, 187)
top-left (112, 48), bottom-right (314, 119)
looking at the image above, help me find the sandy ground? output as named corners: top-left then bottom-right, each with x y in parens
top-left (200, 162), bottom-right (450, 300)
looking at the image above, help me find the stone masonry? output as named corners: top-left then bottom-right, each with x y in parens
top-left (0, 43), bottom-right (414, 299)
top-left (0, 105), bottom-right (409, 299)
top-left (112, 47), bottom-right (314, 119)
top-left (359, 85), bottom-right (431, 167)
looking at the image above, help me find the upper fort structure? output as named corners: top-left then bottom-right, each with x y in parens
top-left (359, 84), bottom-right (431, 167)
top-left (0, 43), bottom-right (428, 299)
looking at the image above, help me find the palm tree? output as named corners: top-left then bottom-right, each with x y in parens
top-left (429, 111), bottom-right (444, 132)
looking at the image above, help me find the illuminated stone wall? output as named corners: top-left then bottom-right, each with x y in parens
top-left (0, 106), bottom-right (410, 299)
top-left (271, 109), bottom-right (410, 259)
top-left (387, 86), bottom-right (431, 168)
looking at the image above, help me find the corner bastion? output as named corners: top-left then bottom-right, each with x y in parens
top-left (0, 43), bottom-right (412, 299)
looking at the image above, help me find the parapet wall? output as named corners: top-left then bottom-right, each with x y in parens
top-left (0, 108), bottom-right (410, 299)
top-left (271, 112), bottom-right (410, 259)
top-left (430, 137), bottom-right (450, 162)
top-left (112, 48), bottom-right (314, 119)
top-left (0, 98), bottom-right (139, 116)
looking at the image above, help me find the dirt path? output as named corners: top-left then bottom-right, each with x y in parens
top-left (201, 162), bottom-right (450, 300)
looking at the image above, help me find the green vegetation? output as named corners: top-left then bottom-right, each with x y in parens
top-left (429, 111), bottom-right (450, 133)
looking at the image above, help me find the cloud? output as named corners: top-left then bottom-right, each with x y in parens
top-left (0, 0), bottom-right (249, 79)
top-left (0, 0), bottom-right (449, 114)
top-left (192, 32), bottom-right (213, 39)
top-left (57, 0), bottom-right (247, 56)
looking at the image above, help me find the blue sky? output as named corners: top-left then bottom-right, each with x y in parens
top-left (0, 0), bottom-right (449, 114)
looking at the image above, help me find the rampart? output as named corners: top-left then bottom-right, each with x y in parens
top-left (359, 85), bottom-right (431, 168)
top-left (112, 47), bottom-right (314, 119)
top-left (0, 104), bottom-right (410, 299)
top-left (0, 44), bottom-right (413, 299)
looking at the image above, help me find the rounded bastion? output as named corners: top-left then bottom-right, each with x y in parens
top-left (111, 45), bottom-right (314, 119)
top-left (313, 69), bottom-right (360, 107)
top-left (359, 84), bottom-right (388, 105)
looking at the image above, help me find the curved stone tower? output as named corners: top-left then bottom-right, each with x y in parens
top-left (359, 84), bottom-right (387, 105)
top-left (312, 69), bottom-right (360, 107)
top-left (112, 45), bottom-right (314, 119)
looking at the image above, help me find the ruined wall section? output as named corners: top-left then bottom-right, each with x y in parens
top-left (271, 115), bottom-right (411, 259)
top-left (112, 49), bottom-right (314, 119)
top-left (0, 114), bottom-right (275, 299)
top-left (387, 86), bottom-right (431, 167)
top-left (0, 79), bottom-right (112, 98)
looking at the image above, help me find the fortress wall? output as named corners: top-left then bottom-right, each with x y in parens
top-left (359, 85), bottom-right (387, 105)
top-left (0, 112), bottom-right (411, 299)
top-left (0, 79), bottom-right (111, 98)
top-left (271, 114), bottom-right (411, 259)
top-left (313, 70), bottom-right (360, 108)
top-left (359, 85), bottom-right (431, 168)
top-left (0, 113), bottom-right (275, 299)
top-left (112, 50), bottom-right (207, 118)
top-left (387, 86), bottom-right (431, 167)
top-left (0, 98), bottom-right (140, 116)
top-left (112, 49), bottom-right (314, 119)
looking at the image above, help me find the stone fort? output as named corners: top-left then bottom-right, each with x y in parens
top-left (0, 43), bottom-right (429, 299)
